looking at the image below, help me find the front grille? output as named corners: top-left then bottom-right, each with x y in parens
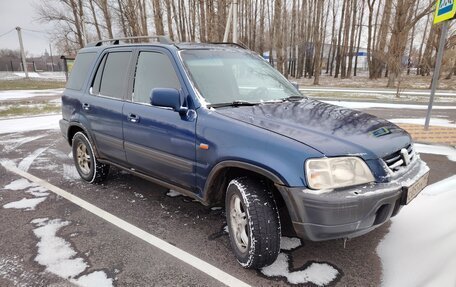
top-left (383, 144), bottom-right (415, 172)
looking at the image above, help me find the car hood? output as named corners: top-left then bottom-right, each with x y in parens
top-left (215, 99), bottom-right (411, 160)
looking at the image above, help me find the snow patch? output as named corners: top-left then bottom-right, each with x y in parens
top-left (211, 206), bottom-right (222, 211)
top-left (63, 164), bottom-right (80, 180)
top-left (280, 237), bottom-right (302, 251)
top-left (166, 190), bottom-right (182, 197)
top-left (389, 118), bottom-right (456, 128)
top-left (17, 147), bottom-right (48, 171)
top-left (74, 271), bottom-right (113, 287)
top-left (415, 143), bottom-right (456, 162)
top-left (377, 176), bottom-right (456, 287)
top-left (31, 218), bottom-right (113, 287)
top-left (25, 186), bottom-right (50, 197)
top-left (0, 135), bottom-right (45, 152)
top-left (3, 197), bottom-right (47, 210)
top-left (261, 253), bottom-right (339, 286)
top-left (324, 100), bottom-right (456, 110)
top-left (0, 115), bottom-right (60, 134)
top-left (3, 178), bottom-right (36, 190)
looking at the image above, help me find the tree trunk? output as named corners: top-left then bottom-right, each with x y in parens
top-left (334, 0), bottom-right (346, 78)
top-left (313, 0), bottom-right (324, 85)
top-left (274, 0), bottom-right (284, 74)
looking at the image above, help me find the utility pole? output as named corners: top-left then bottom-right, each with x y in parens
top-left (15, 26), bottom-right (29, 79)
top-left (49, 43), bottom-right (54, 72)
top-left (233, 0), bottom-right (238, 43)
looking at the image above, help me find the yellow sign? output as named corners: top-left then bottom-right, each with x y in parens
top-left (434, 0), bottom-right (456, 24)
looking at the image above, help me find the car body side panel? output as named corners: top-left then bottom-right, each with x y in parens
top-left (194, 108), bottom-right (323, 194)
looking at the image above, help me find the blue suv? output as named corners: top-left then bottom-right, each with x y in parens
top-left (60, 37), bottom-right (430, 269)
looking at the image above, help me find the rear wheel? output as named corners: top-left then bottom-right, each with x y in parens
top-left (225, 177), bottom-right (281, 269)
top-left (72, 132), bottom-right (109, 183)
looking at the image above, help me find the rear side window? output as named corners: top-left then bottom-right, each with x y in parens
top-left (66, 52), bottom-right (96, 91)
top-left (133, 52), bottom-right (180, 104)
top-left (96, 52), bottom-right (132, 99)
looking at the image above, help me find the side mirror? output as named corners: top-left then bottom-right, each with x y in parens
top-left (150, 88), bottom-right (188, 114)
top-left (290, 81), bottom-right (299, 91)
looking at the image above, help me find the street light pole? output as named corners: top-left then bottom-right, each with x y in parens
top-left (15, 26), bottom-right (29, 79)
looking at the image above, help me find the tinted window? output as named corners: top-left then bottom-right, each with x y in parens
top-left (91, 54), bottom-right (107, 94)
top-left (99, 52), bottom-right (132, 99)
top-left (133, 52), bottom-right (180, 104)
top-left (66, 52), bottom-right (96, 91)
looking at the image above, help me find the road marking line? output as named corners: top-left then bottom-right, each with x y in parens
top-left (1, 162), bottom-right (251, 287)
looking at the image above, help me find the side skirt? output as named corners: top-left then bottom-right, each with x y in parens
top-left (98, 159), bottom-right (207, 206)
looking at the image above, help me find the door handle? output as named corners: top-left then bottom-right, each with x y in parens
top-left (128, 113), bottom-right (140, 123)
top-left (82, 103), bottom-right (90, 110)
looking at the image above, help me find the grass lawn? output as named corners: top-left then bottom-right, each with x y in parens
top-left (0, 79), bottom-right (65, 90)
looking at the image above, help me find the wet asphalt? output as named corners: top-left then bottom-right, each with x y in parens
top-left (0, 114), bottom-right (455, 287)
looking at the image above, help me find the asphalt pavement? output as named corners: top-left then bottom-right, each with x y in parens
top-left (0, 116), bottom-right (455, 286)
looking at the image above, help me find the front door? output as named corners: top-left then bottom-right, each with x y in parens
top-left (123, 49), bottom-right (196, 190)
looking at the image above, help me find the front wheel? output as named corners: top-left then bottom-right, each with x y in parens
top-left (225, 177), bottom-right (281, 269)
top-left (72, 132), bottom-right (109, 183)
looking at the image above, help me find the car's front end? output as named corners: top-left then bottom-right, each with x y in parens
top-left (179, 45), bottom-right (430, 242)
top-left (279, 145), bottom-right (429, 241)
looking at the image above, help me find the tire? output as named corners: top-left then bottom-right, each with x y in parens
top-left (72, 131), bottom-right (109, 183)
top-left (225, 177), bottom-right (281, 269)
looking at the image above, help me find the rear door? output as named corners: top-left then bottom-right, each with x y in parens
top-left (122, 48), bottom-right (197, 190)
top-left (81, 49), bottom-right (133, 164)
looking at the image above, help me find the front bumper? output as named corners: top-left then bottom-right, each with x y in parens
top-left (278, 159), bottom-right (429, 241)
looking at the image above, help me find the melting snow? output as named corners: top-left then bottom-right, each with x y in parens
top-left (25, 186), bottom-right (50, 197)
top-left (31, 218), bottom-right (113, 287)
top-left (3, 197), bottom-right (47, 210)
top-left (377, 176), bottom-right (456, 287)
top-left (17, 147), bottom-right (48, 171)
top-left (0, 135), bottom-right (45, 152)
top-left (166, 190), bottom-right (182, 197)
top-left (63, 164), bottom-right (80, 180)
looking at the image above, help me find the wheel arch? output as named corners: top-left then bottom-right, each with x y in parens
top-left (67, 123), bottom-right (100, 158)
top-left (203, 161), bottom-right (296, 235)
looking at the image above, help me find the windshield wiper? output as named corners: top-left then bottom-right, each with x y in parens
top-left (209, 100), bottom-right (260, 108)
top-left (281, 95), bottom-right (306, 102)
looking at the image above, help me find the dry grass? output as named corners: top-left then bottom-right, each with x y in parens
top-left (295, 72), bottom-right (456, 91)
top-left (0, 79), bottom-right (65, 90)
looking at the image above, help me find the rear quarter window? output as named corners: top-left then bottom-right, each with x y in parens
top-left (66, 52), bottom-right (97, 91)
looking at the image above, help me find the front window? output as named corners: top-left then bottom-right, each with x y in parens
top-left (181, 50), bottom-right (302, 106)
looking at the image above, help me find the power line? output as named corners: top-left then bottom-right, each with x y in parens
top-left (0, 28), bottom-right (15, 38)
top-left (22, 28), bottom-right (47, 34)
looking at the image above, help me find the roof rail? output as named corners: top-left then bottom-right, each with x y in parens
top-left (86, 36), bottom-right (173, 47)
top-left (208, 42), bottom-right (248, 49)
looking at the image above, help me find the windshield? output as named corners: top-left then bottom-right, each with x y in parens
top-left (181, 50), bottom-right (302, 106)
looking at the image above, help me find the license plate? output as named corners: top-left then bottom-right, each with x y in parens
top-left (403, 172), bottom-right (429, 205)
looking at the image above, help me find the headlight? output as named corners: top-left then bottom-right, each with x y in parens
top-left (305, 157), bottom-right (374, 190)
